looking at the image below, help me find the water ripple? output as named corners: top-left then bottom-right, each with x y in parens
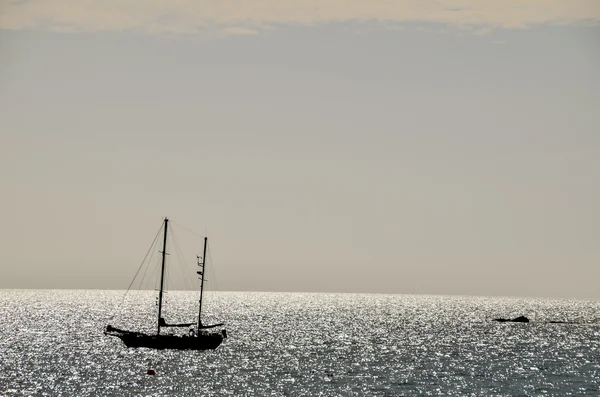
top-left (1, 290), bottom-right (599, 396)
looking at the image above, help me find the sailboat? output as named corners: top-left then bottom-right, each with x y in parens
top-left (105, 217), bottom-right (227, 350)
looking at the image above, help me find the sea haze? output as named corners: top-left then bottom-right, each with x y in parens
top-left (0, 290), bottom-right (599, 396)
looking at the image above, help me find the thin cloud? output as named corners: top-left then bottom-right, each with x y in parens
top-left (220, 27), bottom-right (260, 36)
top-left (0, 0), bottom-right (598, 35)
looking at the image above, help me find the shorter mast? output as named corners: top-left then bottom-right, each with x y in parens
top-left (197, 237), bottom-right (208, 335)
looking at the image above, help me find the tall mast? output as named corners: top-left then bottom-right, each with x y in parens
top-left (157, 217), bottom-right (169, 335)
top-left (197, 236), bottom-right (208, 334)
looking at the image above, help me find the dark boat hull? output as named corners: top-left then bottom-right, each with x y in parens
top-left (107, 328), bottom-right (224, 350)
top-left (120, 334), bottom-right (223, 350)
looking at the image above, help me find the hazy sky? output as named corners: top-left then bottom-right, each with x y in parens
top-left (1, 1), bottom-right (599, 299)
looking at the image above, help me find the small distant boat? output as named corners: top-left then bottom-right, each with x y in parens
top-left (105, 217), bottom-right (227, 350)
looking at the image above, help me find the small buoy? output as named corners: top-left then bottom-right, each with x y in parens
top-left (147, 369), bottom-right (156, 375)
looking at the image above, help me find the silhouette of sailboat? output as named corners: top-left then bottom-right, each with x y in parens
top-left (105, 217), bottom-right (226, 350)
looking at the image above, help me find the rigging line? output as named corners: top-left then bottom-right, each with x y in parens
top-left (178, 225), bottom-right (203, 293)
top-left (130, 239), bottom-right (158, 315)
top-left (171, 221), bottom-right (210, 291)
top-left (156, 253), bottom-right (162, 292)
top-left (161, 259), bottom-right (169, 318)
top-left (143, 227), bottom-right (164, 292)
top-left (169, 226), bottom-right (193, 292)
top-left (152, 251), bottom-right (161, 293)
top-left (205, 245), bottom-right (213, 291)
top-left (165, 255), bottom-right (176, 316)
top-left (180, 253), bottom-right (193, 292)
top-left (205, 245), bottom-right (222, 311)
top-left (171, 220), bottom-right (206, 238)
top-left (137, 229), bottom-right (160, 293)
top-left (124, 221), bottom-right (163, 294)
top-left (204, 255), bottom-right (214, 310)
top-left (142, 252), bottom-right (160, 292)
top-left (207, 246), bottom-right (219, 293)
top-left (108, 221), bottom-right (164, 320)
top-left (164, 249), bottom-right (169, 295)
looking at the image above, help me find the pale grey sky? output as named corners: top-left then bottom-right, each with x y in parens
top-left (1, 1), bottom-right (599, 298)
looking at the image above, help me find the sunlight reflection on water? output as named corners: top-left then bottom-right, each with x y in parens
top-left (1, 290), bottom-right (599, 396)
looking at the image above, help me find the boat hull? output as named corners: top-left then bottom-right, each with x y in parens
top-left (108, 329), bottom-right (224, 350)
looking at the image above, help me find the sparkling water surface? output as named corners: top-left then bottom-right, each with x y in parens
top-left (1, 290), bottom-right (600, 396)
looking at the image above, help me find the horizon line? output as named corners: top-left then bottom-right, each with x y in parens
top-left (1, 287), bottom-right (597, 302)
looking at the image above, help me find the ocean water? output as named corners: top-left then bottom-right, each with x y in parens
top-left (1, 290), bottom-right (599, 396)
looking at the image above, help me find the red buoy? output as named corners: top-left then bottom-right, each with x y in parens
top-left (147, 369), bottom-right (156, 375)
